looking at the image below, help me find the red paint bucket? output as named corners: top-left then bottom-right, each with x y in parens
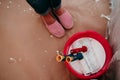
top-left (63, 31), bottom-right (112, 79)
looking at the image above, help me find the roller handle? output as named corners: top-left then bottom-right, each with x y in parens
top-left (70, 46), bottom-right (87, 54)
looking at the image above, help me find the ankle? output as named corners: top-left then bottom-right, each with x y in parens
top-left (55, 8), bottom-right (65, 16)
top-left (43, 13), bottom-right (55, 25)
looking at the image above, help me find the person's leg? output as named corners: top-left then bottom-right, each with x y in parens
top-left (50, 0), bottom-right (73, 29)
top-left (26, 0), bottom-right (65, 38)
top-left (26, 0), bottom-right (56, 25)
top-left (50, 0), bottom-right (61, 10)
top-left (26, 0), bottom-right (50, 15)
top-left (49, 0), bottom-right (64, 16)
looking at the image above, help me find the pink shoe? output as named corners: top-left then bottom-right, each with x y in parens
top-left (57, 10), bottom-right (73, 29)
top-left (42, 17), bottom-right (65, 38)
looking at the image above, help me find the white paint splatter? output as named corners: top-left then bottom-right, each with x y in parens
top-left (44, 50), bottom-right (48, 53)
top-left (9, 1), bottom-right (12, 4)
top-left (50, 35), bottom-right (53, 38)
top-left (23, 10), bottom-right (27, 12)
top-left (29, 8), bottom-right (32, 11)
top-left (9, 57), bottom-right (17, 64)
top-left (56, 50), bottom-right (60, 55)
top-left (0, 2), bottom-right (2, 5)
top-left (7, 6), bottom-right (10, 8)
top-left (100, 14), bottom-right (110, 21)
top-left (95, 0), bottom-right (100, 2)
top-left (56, 50), bottom-right (59, 53)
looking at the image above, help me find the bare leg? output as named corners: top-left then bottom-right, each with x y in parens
top-left (55, 8), bottom-right (65, 16)
top-left (42, 13), bottom-right (55, 25)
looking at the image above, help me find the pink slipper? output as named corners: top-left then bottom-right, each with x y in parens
top-left (58, 10), bottom-right (73, 29)
top-left (42, 17), bottom-right (65, 38)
